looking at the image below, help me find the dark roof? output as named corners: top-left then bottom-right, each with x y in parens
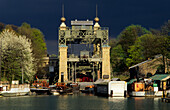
top-left (149, 74), bottom-right (170, 81)
top-left (127, 79), bottom-right (137, 85)
top-left (127, 78), bottom-right (143, 85)
top-left (129, 54), bottom-right (162, 69)
top-left (129, 59), bottom-right (152, 69)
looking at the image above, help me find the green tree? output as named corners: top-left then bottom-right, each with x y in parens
top-left (110, 25), bottom-right (150, 73)
top-left (0, 22), bottom-right (49, 80)
top-left (31, 28), bottom-right (47, 59)
top-left (160, 20), bottom-right (170, 59)
top-left (126, 41), bottom-right (144, 67)
top-left (110, 44), bottom-right (127, 72)
top-left (18, 22), bottom-right (47, 78)
top-left (127, 34), bottom-right (169, 73)
top-left (153, 20), bottom-right (170, 73)
top-left (118, 24), bottom-right (151, 53)
top-left (0, 29), bottom-right (36, 82)
top-left (18, 23), bottom-right (47, 59)
top-left (161, 20), bottom-right (170, 35)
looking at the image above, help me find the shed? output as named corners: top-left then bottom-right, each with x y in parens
top-left (149, 74), bottom-right (170, 90)
top-left (108, 81), bottom-right (127, 97)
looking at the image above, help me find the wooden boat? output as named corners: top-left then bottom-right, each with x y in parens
top-left (30, 79), bottom-right (50, 95)
top-left (30, 87), bottom-right (50, 95)
top-left (55, 83), bottom-right (79, 95)
top-left (68, 83), bottom-right (80, 93)
top-left (49, 85), bottom-right (60, 95)
top-left (81, 85), bottom-right (94, 93)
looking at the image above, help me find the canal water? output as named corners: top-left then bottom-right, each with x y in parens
top-left (0, 94), bottom-right (169, 110)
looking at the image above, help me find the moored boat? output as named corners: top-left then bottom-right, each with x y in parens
top-left (30, 87), bottom-right (50, 95)
top-left (1, 81), bottom-right (30, 97)
top-left (30, 79), bottom-right (50, 95)
top-left (1, 88), bottom-right (30, 97)
top-left (81, 85), bottom-right (94, 94)
top-left (49, 85), bottom-right (60, 95)
top-left (67, 83), bottom-right (80, 93)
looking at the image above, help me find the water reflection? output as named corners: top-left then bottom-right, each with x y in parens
top-left (0, 94), bottom-right (169, 110)
top-left (54, 94), bottom-right (110, 110)
top-left (108, 97), bottom-right (127, 110)
top-left (108, 97), bottom-right (126, 102)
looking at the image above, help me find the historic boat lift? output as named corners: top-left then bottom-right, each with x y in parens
top-left (58, 12), bottom-right (111, 82)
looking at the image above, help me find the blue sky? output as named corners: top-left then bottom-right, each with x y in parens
top-left (0, 0), bottom-right (170, 54)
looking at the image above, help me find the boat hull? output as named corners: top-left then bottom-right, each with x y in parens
top-left (30, 88), bottom-right (50, 95)
top-left (1, 91), bottom-right (29, 97)
top-left (129, 91), bottom-right (163, 97)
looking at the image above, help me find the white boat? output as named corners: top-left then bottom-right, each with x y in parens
top-left (1, 81), bottom-right (30, 97)
top-left (1, 87), bottom-right (30, 97)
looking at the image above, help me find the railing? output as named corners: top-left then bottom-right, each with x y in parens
top-left (58, 27), bottom-right (109, 31)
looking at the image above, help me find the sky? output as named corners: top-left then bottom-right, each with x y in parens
top-left (0, 0), bottom-right (170, 54)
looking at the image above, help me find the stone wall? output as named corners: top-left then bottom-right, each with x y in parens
top-left (58, 46), bottom-right (68, 82)
top-left (102, 46), bottom-right (111, 79)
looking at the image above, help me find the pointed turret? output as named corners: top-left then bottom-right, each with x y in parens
top-left (60, 5), bottom-right (67, 30)
top-left (94, 5), bottom-right (100, 30)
